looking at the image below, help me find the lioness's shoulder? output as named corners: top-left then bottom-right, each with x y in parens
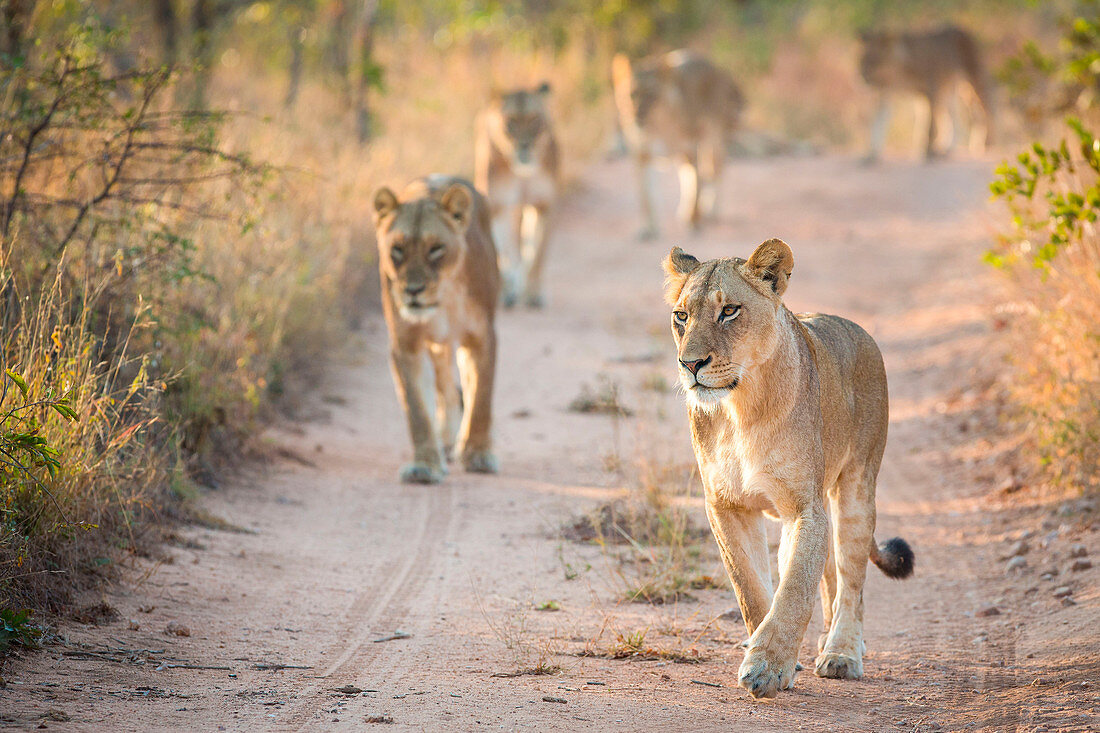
top-left (797, 313), bottom-right (884, 375)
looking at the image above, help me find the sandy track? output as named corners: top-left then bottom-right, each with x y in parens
top-left (3, 155), bottom-right (1099, 732)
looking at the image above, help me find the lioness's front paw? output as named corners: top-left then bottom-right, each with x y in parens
top-left (462, 450), bottom-right (499, 474)
top-left (738, 645), bottom-right (799, 699)
top-left (814, 651), bottom-right (863, 680)
top-left (400, 461), bottom-right (446, 484)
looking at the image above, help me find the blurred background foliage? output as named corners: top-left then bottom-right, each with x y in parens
top-left (0, 0), bottom-right (1090, 617)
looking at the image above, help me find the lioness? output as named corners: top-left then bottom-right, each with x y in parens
top-left (475, 83), bottom-right (560, 308)
top-left (860, 25), bottom-right (995, 162)
top-left (663, 239), bottom-right (913, 699)
top-left (372, 176), bottom-right (500, 484)
top-left (612, 50), bottom-right (744, 238)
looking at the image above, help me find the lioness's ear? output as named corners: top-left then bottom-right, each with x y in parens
top-left (745, 238), bottom-right (794, 296)
top-left (536, 80), bottom-right (551, 96)
top-left (611, 53), bottom-right (633, 87)
top-left (439, 183), bottom-right (472, 231)
top-left (663, 246), bottom-right (700, 305)
top-left (373, 187), bottom-right (399, 225)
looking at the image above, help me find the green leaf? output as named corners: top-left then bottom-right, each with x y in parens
top-left (5, 369), bottom-right (29, 399)
top-left (51, 403), bottom-right (79, 422)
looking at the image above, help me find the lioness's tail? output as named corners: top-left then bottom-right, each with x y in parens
top-left (870, 537), bottom-right (914, 579)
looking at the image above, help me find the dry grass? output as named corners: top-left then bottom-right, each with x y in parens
top-left (577, 624), bottom-right (707, 664)
top-left (568, 377), bottom-right (633, 416)
top-left (990, 108), bottom-right (1100, 498)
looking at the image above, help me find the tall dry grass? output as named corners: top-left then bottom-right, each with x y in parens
top-left (989, 113), bottom-right (1100, 497)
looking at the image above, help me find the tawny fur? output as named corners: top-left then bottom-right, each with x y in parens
top-left (859, 25), bottom-right (995, 161)
top-left (372, 176), bottom-right (500, 484)
top-left (474, 84), bottom-right (561, 308)
top-left (664, 239), bottom-right (911, 699)
top-left (612, 50), bottom-right (744, 238)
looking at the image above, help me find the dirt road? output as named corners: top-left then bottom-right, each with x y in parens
top-left (3, 155), bottom-right (1098, 731)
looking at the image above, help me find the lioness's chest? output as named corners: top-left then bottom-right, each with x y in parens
top-left (692, 420), bottom-right (784, 516)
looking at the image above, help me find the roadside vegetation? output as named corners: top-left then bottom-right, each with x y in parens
top-left (988, 0), bottom-right (1100, 497)
top-left (0, 0), bottom-right (1073, 654)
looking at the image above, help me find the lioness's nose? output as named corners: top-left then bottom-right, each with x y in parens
top-left (405, 282), bottom-right (426, 296)
top-left (679, 355), bottom-right (712, 375)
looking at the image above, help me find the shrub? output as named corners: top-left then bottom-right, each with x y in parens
top-left (988, 1), bottom-right (1100, 495)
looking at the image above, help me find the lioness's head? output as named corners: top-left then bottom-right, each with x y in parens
top-left (611, 54), bottom-right (661, 127)
top-left (663, 239), bottom-right (794, 414)
top-left (373, 181), bottom-right (473, 322)
top-left (487, 83), bottom-right (553, 173)
top-left (858, 30), bottom-right (908, 86)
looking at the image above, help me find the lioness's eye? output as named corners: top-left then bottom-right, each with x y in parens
top-left (673, 311), bottom-right (688, 324)
top-left (428, 244), bottom-right (445, 262)
top-left (391, 247), bottom-right (404, 265)
top-left (720, 304), bottom-right (742, 321)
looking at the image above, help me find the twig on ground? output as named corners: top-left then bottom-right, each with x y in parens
top-left (254, 662), bottom-right (314, 671)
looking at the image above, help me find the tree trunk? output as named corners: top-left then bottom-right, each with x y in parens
top-left (351, 0), bottom-right (379, 143)
top-left (152, 0), bottom-right (179, 67)
top-left (1, 0), bottom-right (38, 68)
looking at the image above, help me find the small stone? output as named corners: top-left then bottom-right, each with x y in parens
top-left (1069, 558), bottom-right (1092, 572)
top-left (128, 619), bottom-right (140, 631)
top-left (1005, 556), bottom-right (1027, 573)
top-left (1052, 586), bottom-right (1073, 599)
top-left (165, 621), bottom-right (191, 637)
top-left (976, 605), bottom-right (1001, 618)
top-left (1003, 540), bottom-right (1029, 559)
top-left (1068, 544), bottom-right (1088, 559)
top-left (1061, 596), bottom-right (1077, 607)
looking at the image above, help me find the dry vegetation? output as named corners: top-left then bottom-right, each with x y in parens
top-left (1, 0), bottom-right (1082, 656)
top-left (987, 1), bottom-right (1100, 498)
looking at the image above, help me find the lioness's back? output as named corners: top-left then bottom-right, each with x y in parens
top-left (799, 313), bottom-right (889, 460)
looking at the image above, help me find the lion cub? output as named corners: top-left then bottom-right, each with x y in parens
top-left (612, 50), bottom-right (744, 238)
top-left (860, 25), bottom-right (995, 161)
top-left (475, 83), bottom-right (561, 308)
top-left (372, 176), bottom-right (500, 484)
top-left (663, 239), bottom-right (913, 699)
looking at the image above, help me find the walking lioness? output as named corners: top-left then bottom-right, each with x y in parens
top-left (475, 83), bottom-right (560, 308)
top-left (860, 25), bottom-right (995, 161)
top-left (612, 50), bottom-right (744, 238)
top-left (663, 239), bottom-right (913, 699)
top-left (372, 176), bottom-right (500, 484)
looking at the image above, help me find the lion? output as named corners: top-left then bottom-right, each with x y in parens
top-left (372, 176), bottom-right (500, 484)
top-left (663, 239), bottom-right (914, 699)
top-left (475, 83), bottom-right (561, 308)
top-left (859, 25), bottom-right (995, 162)
top-left (612, 50), bottom-right (744, 239)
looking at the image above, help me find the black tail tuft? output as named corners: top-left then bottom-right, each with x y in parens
top-left (872, 537), bottom-right (915, 579)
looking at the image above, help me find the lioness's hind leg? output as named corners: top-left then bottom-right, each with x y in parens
top-left (815, 468), bottom-right (875, 680)
top-left (818, 524), bottom-right (837, 654)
